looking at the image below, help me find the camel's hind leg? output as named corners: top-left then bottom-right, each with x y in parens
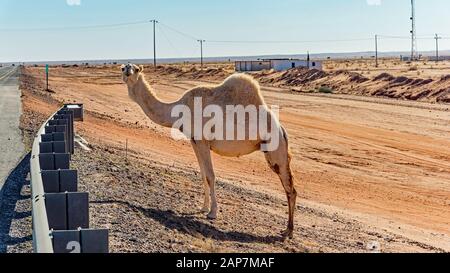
top-left (191, 140), bottom-right (218, 219)
top-left (264, 128), bottom-right (297, 239)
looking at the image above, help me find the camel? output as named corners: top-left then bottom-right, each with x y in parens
top-left (121, 63), bottom-right (298, 238)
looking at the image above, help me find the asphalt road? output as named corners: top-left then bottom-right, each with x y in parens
top-left (0, 66), bottom-right (25, 195)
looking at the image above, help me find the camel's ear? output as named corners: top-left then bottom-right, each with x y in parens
top-left (138, 65), bottom-right (144, 73)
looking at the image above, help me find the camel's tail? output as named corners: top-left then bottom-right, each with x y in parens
top-left (281, 125), bottom-right (293, 165)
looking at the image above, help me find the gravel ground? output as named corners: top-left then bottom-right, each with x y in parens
top-left (70, 139), bottom-right (444, 253)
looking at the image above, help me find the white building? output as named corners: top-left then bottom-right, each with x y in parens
top-left (235, 60), bottom-right (271, 72)
top-left (235, 58), bottom-right (322, 72)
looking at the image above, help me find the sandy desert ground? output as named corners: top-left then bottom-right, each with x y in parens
top-left (15, 60), bottom-right (450, 253)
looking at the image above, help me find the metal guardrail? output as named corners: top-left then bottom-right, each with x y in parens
top-left (31, 109), bottom-right (59, 253)
top-left (31, 104), bottom-right (109, 253)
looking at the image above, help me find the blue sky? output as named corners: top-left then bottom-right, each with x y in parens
top-left (0, 0), bottom-right (449, 62)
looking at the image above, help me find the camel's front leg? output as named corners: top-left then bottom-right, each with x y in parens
top-left (191, 140), bottom-right (217, 218)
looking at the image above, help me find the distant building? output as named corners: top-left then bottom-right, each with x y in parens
top-left (235, 58), bottom-right (322, 72)
top-left (234, 60), bottom-right (271, 72)
top-left (400, 55), bottom-right (423, 62)
top-left (428, 56), bottom-right (450, 61)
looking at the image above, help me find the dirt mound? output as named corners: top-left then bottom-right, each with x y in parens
top-left (255, 67), bottom-right (328, 86)
top-left (373, 73), bottom-right (396, 82)
top-left (159, 66), bottom-right (184, 76)
top-left (373, 75), bottom-right (434, 88)
top-left (152, 65), bottom-right (233, 80)
top-left (250, 67), bottom-right (448, 104)
top-left (185, 67), bottom-right (231, 79)
top-left (436, 88), bottom-right (450, 103)
top-left (391, 76), bottom-right (413, 85)
top-left (348, 73), bottom-right (370, 84)
top-left (411, 79), bottom-right (433, 87)
top-left (439, 75), bottom-right (450, 82)
top-left (332, 70), bottom-right (369, 83)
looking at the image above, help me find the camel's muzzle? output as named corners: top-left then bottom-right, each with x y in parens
top-left (122, 65), bottom-right (134, 77)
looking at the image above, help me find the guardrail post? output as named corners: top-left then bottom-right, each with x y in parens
top-left (39, 153), bottom-right (70, 170)
top-left (41, 171), bottom-right (59, 193)
top-left (52, 229), bottom-right (108, 254)
top-left (64, 104), bottom-right (84, 122)
top-left (52, 230), bottom-right (80, 253)
top-left (45, 192), bottom-right (89, 231)
top-left (60, 170), bottom-right (78, 192)
top-left (42, 170), bottom-right (78, 193)
top-left (45, 193), bottom-right (67, 230)
top-left (80, 229), bottom-right (109, 253)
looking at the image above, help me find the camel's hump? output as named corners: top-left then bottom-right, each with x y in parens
top-left (221, 73), bottom-right (261, 93)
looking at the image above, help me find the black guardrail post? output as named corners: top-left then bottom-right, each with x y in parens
top-left (55, 111), bottom-right (74, 154)
top-left (52, 229), bottom-right (109, 254)
top-left (64, 104), bottom-right (84, 122)
top-left (45, 192), bottom-right (89, 230)
top-left (41, 170), bottom-right (78, 193)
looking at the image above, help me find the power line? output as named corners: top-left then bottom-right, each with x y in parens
top-left (378, 35), bottom-right (440, 40)
top-left (156, 23), bottom-right (376, 44)
top-left (378, 35), bottom-right (411, 39)
top-left (157, 24), bottom-right (182, 57)
top-left (158, 22), bottom-right (199, 41)
top-left (1, 18), bottom-right (445, 43)
top-left (206, 38), bottom-right (374, 44)
top-left (0, 20), bottom-right (150, 32)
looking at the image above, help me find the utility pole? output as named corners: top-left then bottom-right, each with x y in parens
top-left (410, 0), bottom-right (418, 61)
top-left (435, 33), bottom-right (442, 62)
top-left (307, 51), bottom-right (310, 69)
top-left (375, 34), bottom-right (378, 67)
top-left (150, 20), bottom-right (159, 69)
top-left (45, 64), bottom-right (49, 91)
top-left (197, 40), bottom-right (205, 69)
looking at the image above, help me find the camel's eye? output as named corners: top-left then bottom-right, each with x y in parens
top-left (121, 67), bottom-right (125, 72)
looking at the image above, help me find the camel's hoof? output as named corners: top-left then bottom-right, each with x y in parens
top-left (200, 207), bottom-right (209, 213)
top-left (281, 229), bottom-right (294, 240)
top-left (207, 212), bottom-right (217, 220)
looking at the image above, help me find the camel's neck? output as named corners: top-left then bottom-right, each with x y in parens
top-left (130, 76), bottom-right (176, 128)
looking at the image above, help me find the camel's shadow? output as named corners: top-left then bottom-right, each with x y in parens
top-left (92, 200), bottom-right (284, 244)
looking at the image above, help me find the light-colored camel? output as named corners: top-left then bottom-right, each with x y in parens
top-left (121, 64), bottom-right (298, 238)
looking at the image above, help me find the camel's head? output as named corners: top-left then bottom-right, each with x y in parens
top-left (121, 63), bottom-right (144, 86)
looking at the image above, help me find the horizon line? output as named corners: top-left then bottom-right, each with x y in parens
top-left (2, 49), bottom-right (450, 64)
